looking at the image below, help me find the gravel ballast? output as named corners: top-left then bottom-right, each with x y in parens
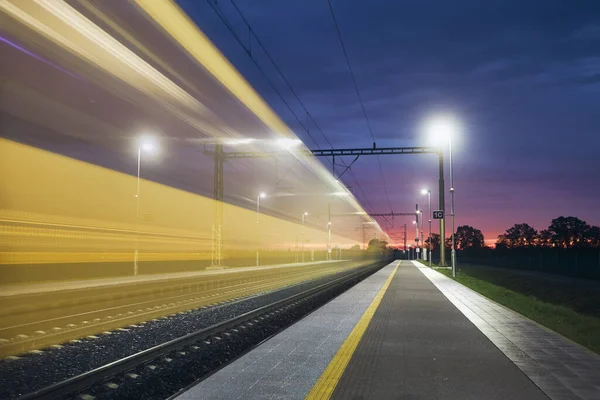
top-left (0, 263), bottom-right (385, 399)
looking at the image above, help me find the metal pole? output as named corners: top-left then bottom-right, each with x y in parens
top-left (295, 236), bottom-right (298, 263)
top-left (256, 195), bottom-right (260, 266)
top-left (421, 210), bottom-right (424, 260)
top-left (415, 204), bottom-right (419, 259)
top-left (134, 147), bottom-right (141, 276)
top-left (327, 204), bottom-right (332, 261)
top-left (450, 136), bottom-right (456, 277)
top-left (428, 190), bottom-right (432, 267)
top-left (301, 213), bottom-right (306, 263)
top-left (403, 223), bottom-right (407, 259)
top-left (211, 143), bottom-right (225, 267)
top-left (438, 151), bottom-right (447, 266)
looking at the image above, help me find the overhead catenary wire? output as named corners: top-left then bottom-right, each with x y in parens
top-left (206, 0), bottom-right (377, 214)
top-left (327, 0), bottom-right (394, 215)
top-left (205, 0), bottom-right (321, 149)
top-left (228, 0), bottom-right (336, 150)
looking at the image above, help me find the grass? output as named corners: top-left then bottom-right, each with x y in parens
top-left (419, 261), bottom-right (600, 355)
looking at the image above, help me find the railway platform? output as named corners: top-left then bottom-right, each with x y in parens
top-left (174, 260), bottom-right (600, 400)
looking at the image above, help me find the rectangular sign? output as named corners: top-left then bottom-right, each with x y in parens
top-left (433, 210), bottom-right (444, 219)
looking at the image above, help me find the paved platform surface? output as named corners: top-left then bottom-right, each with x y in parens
top-left (0, 260), bottom-right (345, 297)
top-left (174, 260), bottom-right (600, 400)
top-left (418, 262), bottom-right (600, 400)
top-left (173, 261), bottom-right (400, 400)
top-left (330, 261), bottom-right (548, 400)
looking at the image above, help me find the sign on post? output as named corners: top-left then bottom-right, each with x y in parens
top-left (433, 210), bottom-right (444, 219)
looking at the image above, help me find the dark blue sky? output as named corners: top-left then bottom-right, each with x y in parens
top-left (180, 0), bottom-right (600, 242)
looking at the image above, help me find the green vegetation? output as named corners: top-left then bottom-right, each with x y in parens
top-left (420, 261), bottom-right (600, 355)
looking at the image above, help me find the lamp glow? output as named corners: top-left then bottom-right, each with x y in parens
top-left (424, 114), bottom-right (460, 147)
top-left (139, 136), bottom-right (158, 154)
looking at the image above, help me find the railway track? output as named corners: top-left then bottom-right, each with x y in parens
top-left (15, 261), bottom-right (387, 400)
top-left (1, 261), bottom-right (360, 357)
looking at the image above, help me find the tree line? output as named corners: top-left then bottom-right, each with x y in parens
top-left (424, 216), bottom-right (600, 251)
top-left (496, 217), bottom-right (600, 249)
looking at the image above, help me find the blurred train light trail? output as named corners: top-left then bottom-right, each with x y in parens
top-left (0, 0), bottom-right (391, 359)
top-left (275, 138), bottom-right (303, 149)
top-left (0, 0), bottom-right (240, 139)
top-left (0, 139), bottom-right (366, 277)
top-left (0, 33), bottom-right (82, 80)
top-left (225, 138), bottom-right (256, 145)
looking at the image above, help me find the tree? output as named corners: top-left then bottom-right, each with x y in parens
top-left (350, 244), bottom-right (361, 251)
top-left (500, 223), bottom-right (538, 248)
top-left (427, 233), bottom-right (441, 253)
top-left (537, 229), bottom-right (552, 247)
top-left (367, 238), bottom-right (384, 252)
top-left (445, 236), bottom-right (453, 250)
top-left (584, 226), bottom-right (600, 247)
top-left (454, 225), bottom-right (485, 249)
top-left (496, 234), bottom-right (509, 250)
top-left (547, 216), bottom-right (590, 248)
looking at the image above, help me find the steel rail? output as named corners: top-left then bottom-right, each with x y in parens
top-left (18, 261), bottom-right (387, 400)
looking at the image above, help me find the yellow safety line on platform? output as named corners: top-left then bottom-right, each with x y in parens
top-left (305, 262), bottom-right (399, 400)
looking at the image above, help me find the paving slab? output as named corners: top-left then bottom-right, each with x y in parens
top-left (416, 261), bottom-right (600, 400)
top-left (331, 261), bottom-right (548, 400)
top-left (173, 261), bottom-right (400, 400)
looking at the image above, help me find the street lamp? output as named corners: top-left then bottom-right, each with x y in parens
top-left (426, 114), bottom-right (459, 277)
top-left (422, 188), bottom-right (432, 267)
top-left (419, 210), bottom-right (424, 260)
top-left (412, 220), bottom-right (417, 260)
top-left (256, 192), bottom-right (266, 266)
top-left (134, 137), bottom-right (157, 276)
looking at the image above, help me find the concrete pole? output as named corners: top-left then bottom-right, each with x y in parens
top-left (428, 190), bottom-right (432, 267)
top-left (438, 151), bottom-right (447, 266)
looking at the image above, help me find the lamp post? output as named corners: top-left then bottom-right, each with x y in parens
top-left (426, 114), bottom-right (459, 277)
top-left (448, 134), bottom-right (457, 277)
top-left (412, 220), bottom-right (417, 260)
top-left (256, 192), bottom-right (266, 266)
top-left (422, 189), bottom-right (432, 267)
top-left (449, 134), bottom-right (456, 276)
top-left (420, 210), bottom-right (424, 260)
top-left (301, 212), bottom-right (308, 263)
top-left (134, 139), bottom-right (156, 276)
